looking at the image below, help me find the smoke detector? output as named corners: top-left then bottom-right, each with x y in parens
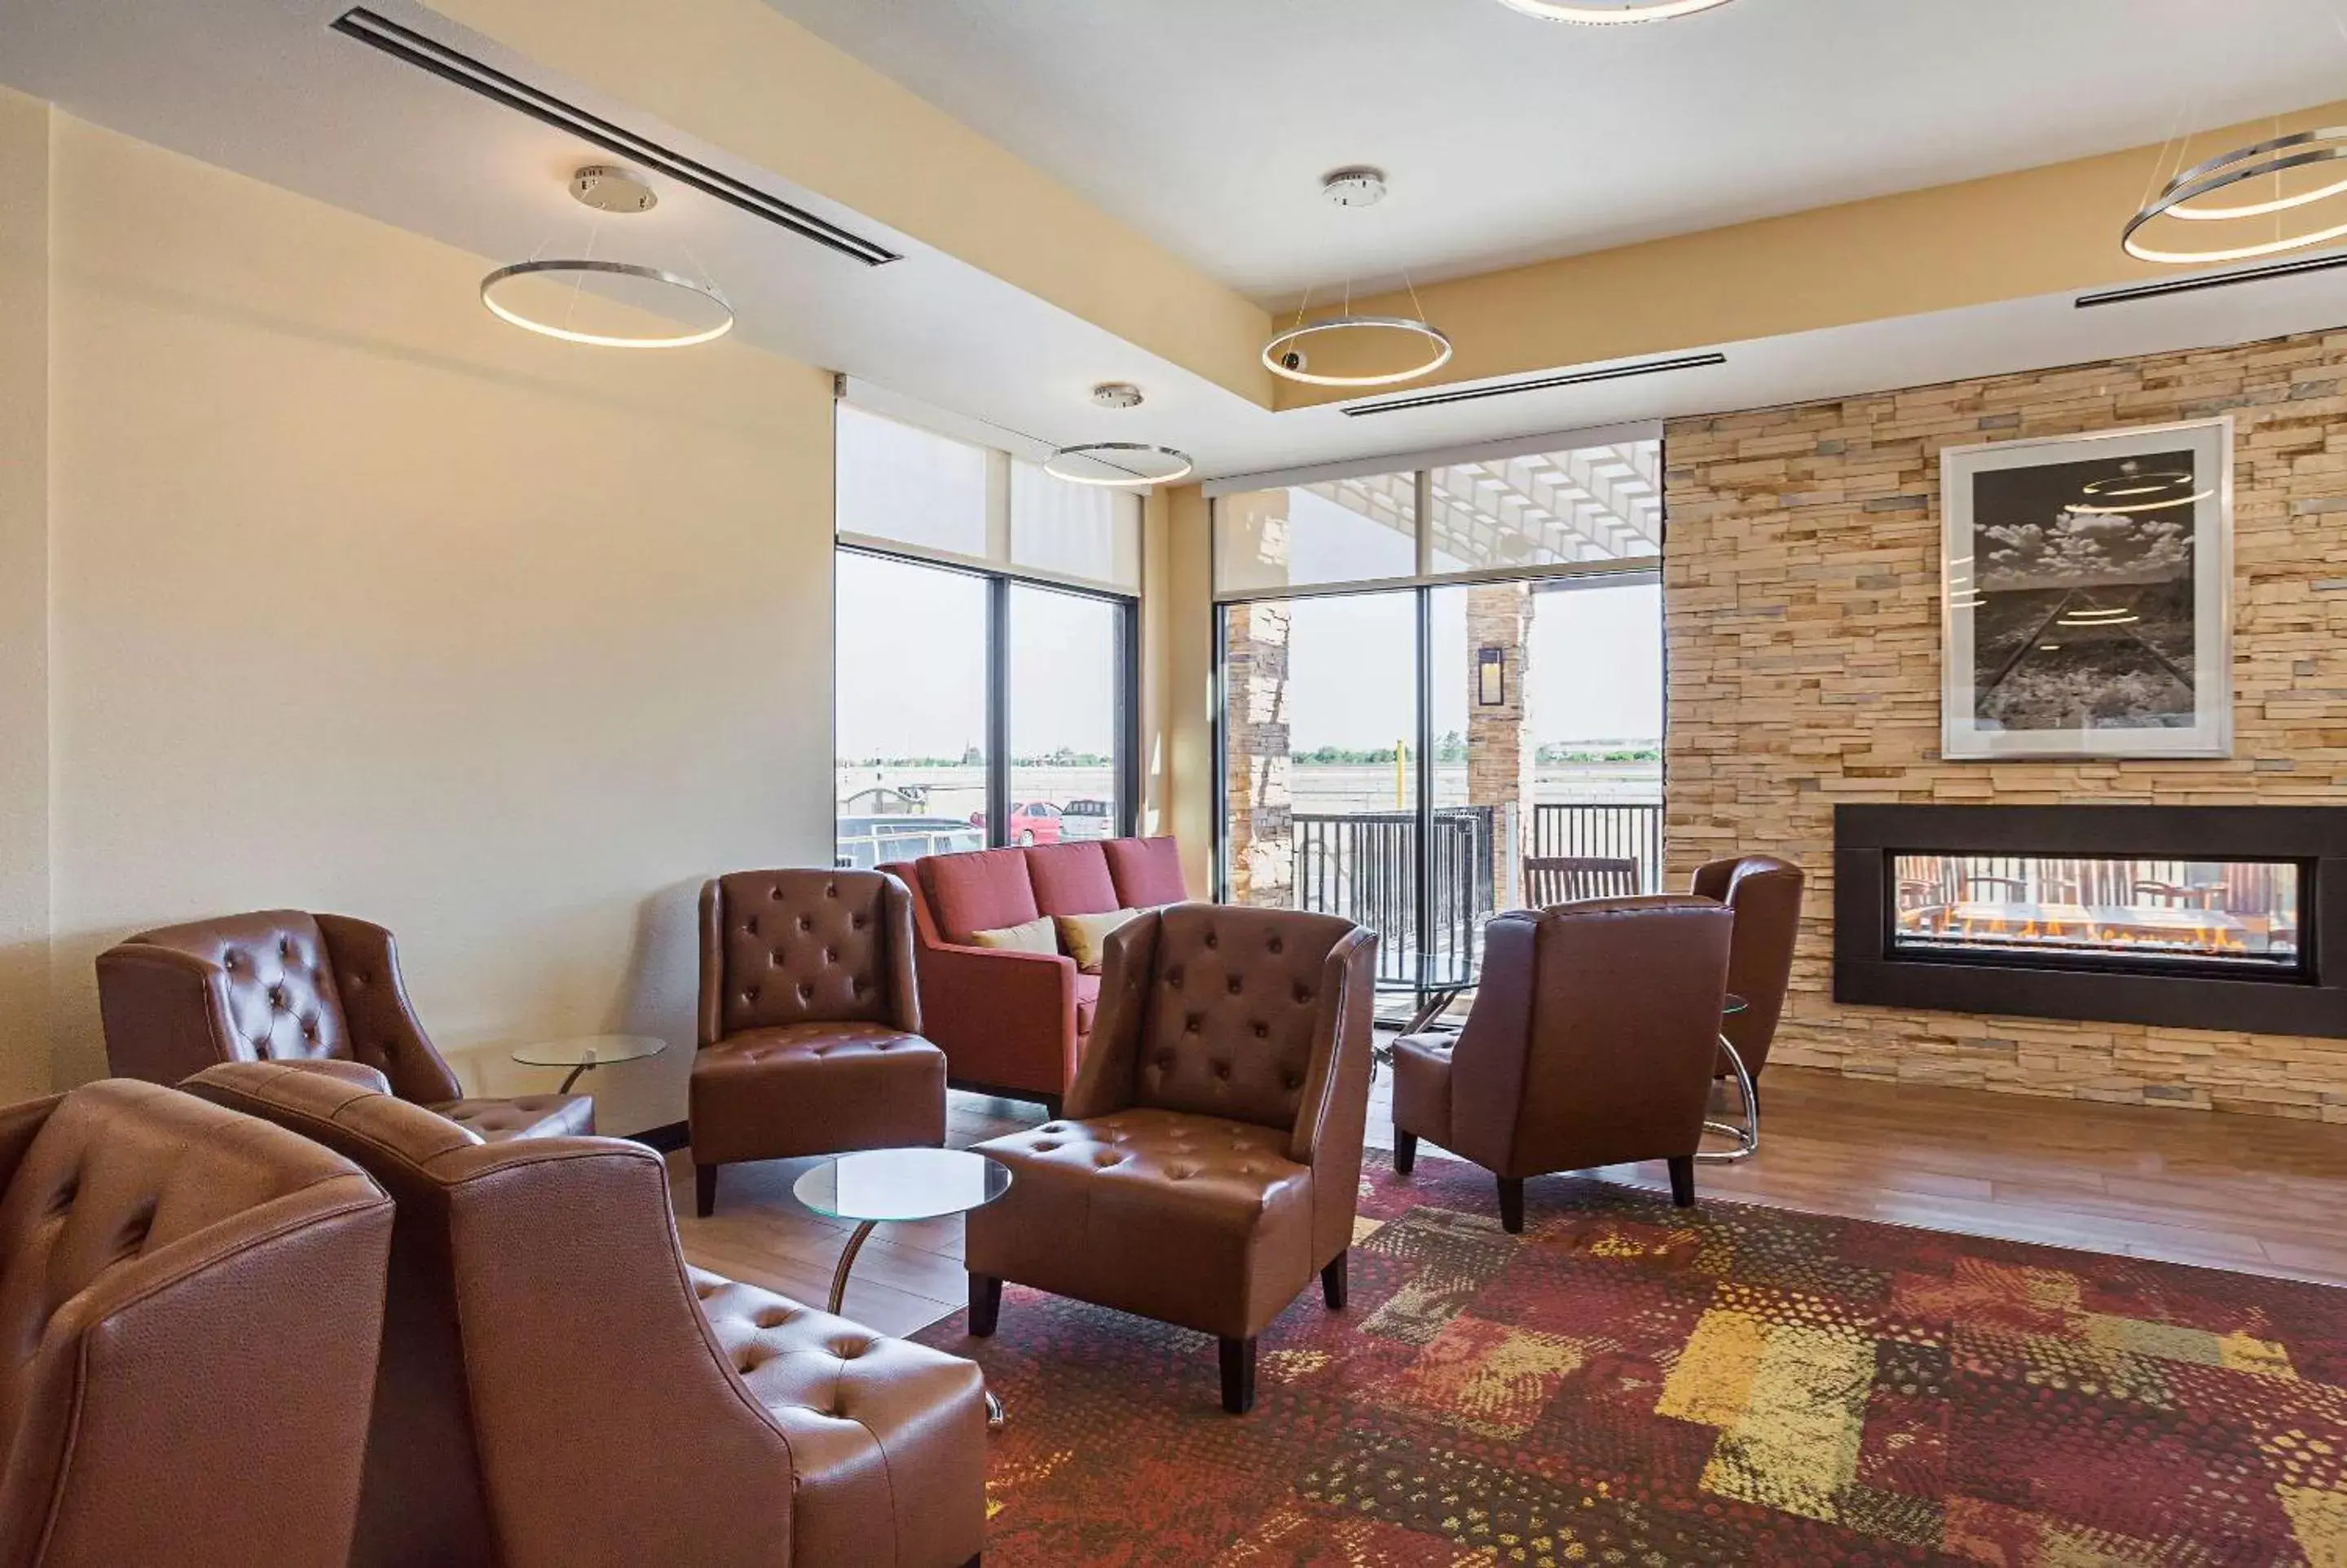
top-left (570, 163), bottom-right (658, 214)
top-left (1090, 382), bottom-right (1145, 411)
top-left (1321, 166), bottom-right (1388, 208)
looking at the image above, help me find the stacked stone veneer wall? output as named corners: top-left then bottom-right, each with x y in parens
top-left (1662, 327), bottom-right (2347, 1119)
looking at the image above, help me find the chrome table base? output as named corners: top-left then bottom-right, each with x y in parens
top-left (826, 1218), bottom-right (1006, 1431)
top-left (1697, 1036), bottom-right (1759, 1164)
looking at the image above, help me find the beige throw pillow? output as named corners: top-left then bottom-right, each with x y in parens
top-left (967, 914), bottom-right (1059, 956)
top-left (1055, 909), bottom-right (1140, 974)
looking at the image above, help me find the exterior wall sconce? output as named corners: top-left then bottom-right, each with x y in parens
top-left (1477, 646), bottom-right (1508, 707)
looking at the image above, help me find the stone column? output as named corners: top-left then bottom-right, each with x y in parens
top-left (1224, 601), bottom-right (1293, 906)
top-left (1465, 582), bottom-right (1535, 905)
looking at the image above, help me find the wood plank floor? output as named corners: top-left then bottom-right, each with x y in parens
top-left (667, 1059), bottom-right (2347, 1334)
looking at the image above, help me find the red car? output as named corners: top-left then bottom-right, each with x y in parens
top-left (965, 802), bottom-right (1064, 846)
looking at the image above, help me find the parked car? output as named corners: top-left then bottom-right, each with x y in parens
top-left (834, 815), bottom-right (984, 870)
top-left (1062, 799), bottom-right (1114, 842)
top-left (966, 803), bottom-right (1063, 846)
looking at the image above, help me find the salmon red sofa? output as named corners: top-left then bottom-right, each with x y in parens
top-left (879, 836), bottom-right (1188, 1112)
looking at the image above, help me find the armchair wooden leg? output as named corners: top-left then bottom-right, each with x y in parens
top-left (1497, 1177), bottom-right (1526, 1235)
top-left (1320, 1249), bottom-right (1349, 1310)
top-left (1668, 1153), bottom-right (1697, 1209)
top-left (694, 1163), bottom-right (717, 1218)
top-left (969, 1272), bottom-right (1003, 1337)
top-left (1394, 1129), bottom-right (1418, 1176)
top-left (1220, 1337), bottom-right (1257, 1415)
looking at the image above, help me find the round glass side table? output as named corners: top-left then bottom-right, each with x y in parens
top-left (509, 1033), bottom-right (667, 1095)
top-left (796, 1147), bottom-right (1015, 1429)
top-left (1698, 993), bottom-right (1757, 1165)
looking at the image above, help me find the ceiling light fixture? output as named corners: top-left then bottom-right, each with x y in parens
top-left (1494, 0), bottom-right (1737, 22)
top-left (481, 165), bottom-right (734, 349)
top-left (2125, 127), bottom-right (2347, 265)
top-left (1043, 443), bottom-right (1195, 488)
top-left (1266, 169), bottom-right (1452, 390)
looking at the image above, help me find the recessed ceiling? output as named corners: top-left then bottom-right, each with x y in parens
top-left (758, 0), bottom-right (2347, 303)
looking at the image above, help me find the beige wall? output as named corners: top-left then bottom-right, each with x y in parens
top-left (1664, 328), bottom-right (2347, 1118)
top-left (32, 117), bottom-right (838, 1130)
top-left (0, 90), bottom-right (51, 1103)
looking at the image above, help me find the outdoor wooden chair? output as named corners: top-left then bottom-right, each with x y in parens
top-left (1524, 857), bottom-right (1640, 907)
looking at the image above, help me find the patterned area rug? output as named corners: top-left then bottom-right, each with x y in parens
top-left (915, 1151), bottom-right (2347, 1566)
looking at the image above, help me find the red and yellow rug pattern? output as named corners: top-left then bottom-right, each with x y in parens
top-left (916, 1152), bottom-right (2347, 1566)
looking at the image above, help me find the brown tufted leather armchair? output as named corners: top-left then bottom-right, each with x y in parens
top-left (1691, 852), bottom-right (1805, 1108)
top-left (1391, 896), bottom-right (1734, 1232)
top-left (186, 1061), bottom-right (989, 1568)
top-left (0, 1078), bottom-right (394, 1568)
top-left (963, 903), bottom-right (1377, 1415)
top-left (691, 869), bottom-right (947, 1217)
top-left (95, 910), bottom-right (592, 1143)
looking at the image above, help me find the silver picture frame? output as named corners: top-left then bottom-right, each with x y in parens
top-left (1940, 417), bottom-right (2234, 761)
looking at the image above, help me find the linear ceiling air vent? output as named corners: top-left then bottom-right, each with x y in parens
top-left (1341, 351), bottom-right (1725, 416)
top-left (2076, 251), bottom-right (2347, 309)
top-left (332, 8), bottom-right (900, 266)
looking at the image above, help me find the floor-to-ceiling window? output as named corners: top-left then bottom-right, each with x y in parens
top-left (1214, 429), bottom-right (1664, 1006)
top-left (833, 403), bottom-right (1139, 868)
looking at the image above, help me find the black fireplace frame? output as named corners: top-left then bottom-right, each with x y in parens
top-left (1834, 804), bottom-right (2347, 1039)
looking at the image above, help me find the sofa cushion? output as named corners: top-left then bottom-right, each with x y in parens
top-left (968, 915), bottom-right (1058, 955)
top-left (429, 1094), bottom-right (594, 1143)
top-left (1105, 837), bottom-right (1187, 908)
top-left (1056, 910), bottom-right (1138, 974)
top-left (1026, 842), bottom-right (1120, 916)
top-left (921, 848), bottom-right (1041, 944)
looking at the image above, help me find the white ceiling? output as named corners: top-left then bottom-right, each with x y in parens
top-left (759, 0), bottom-right (2347, 302)
top-left (7, 0), bottom-right (2347, 484)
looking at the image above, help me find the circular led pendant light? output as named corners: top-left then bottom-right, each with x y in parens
top-left (1261, 316), bottom-right (1454, 388)
top-left (1043, 442), bottom-right (1195, 488)
top-left (482, 165), bottom-right (735, 349)
top-left (2125, 127), bottom-right (2347, 266)
top-left (1265, 169), bottom-right (1453, 390)
top-left (1495, 0), bottom-right (1736, 21)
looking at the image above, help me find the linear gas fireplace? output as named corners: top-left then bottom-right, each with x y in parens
top-left (1835, 806), bottom-right (2347, 1038)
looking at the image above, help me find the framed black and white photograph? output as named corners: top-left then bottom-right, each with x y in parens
top-left (1941, 418), bottom-right (2233, 760)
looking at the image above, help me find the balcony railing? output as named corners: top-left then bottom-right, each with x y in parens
top-left (1288, 801), bottom-right (1663, 993)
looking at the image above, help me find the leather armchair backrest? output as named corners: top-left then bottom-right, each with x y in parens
top-left (185, 1062), bottom-right (797, 1568)
top-left (0, 1078), bottom-right (393, 1568)
top-left (1129, 904), bottom-right (1359, 1135)
top-left (701, 870), bottom-right (909, 1045)
top-left (1450, 897), bottom-right (1733, 1176)
top-left (99, 911), bottom-right (355, 1081)
top-left (1691, 854), bottom-right (1805, 1076)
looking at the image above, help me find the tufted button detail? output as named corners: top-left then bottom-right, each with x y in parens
top-left (222, 950), bottom-right (242, 970)
top-left (1227, 976), bottom-right (1244, 996)
top-left (1094, 1151), bottom-right (1123, 1167)
top-left (1032, 1140), bottom-right (1062, 1153)
top-left (745, 916), bottom-right (759, 936)
top-left (849, 978), bottom-right (866, 996)
top-left (1166, 968), bottom-right (1183, 988)
top-left (1212, 1061), bottom-right (1232, 1080)
top-left (822, 948), bottom-right (837, 965)
top-left (742, 986), bottom-right (760, 1003)
top-left (1153, 1053), bottom-right (1175, 1070)
top-left (1253, 1023), bottom-right (1269, 1039)
top-left (1204, 932), bottom-right (1219, 950)
top-left (825, 883), bottom-right (840, 900)
top-left (694, 1280), bottom-right (718, 1299)
top-left (1041, 1124), bottom-right (1068, 1134)
top-left (798, 984), bottom-right (814, 1002)
top-left (280, 938), bottom-right (293, 958)
top-left (1185, 1014), bottom-right (1202, 1033)
top-left (832, 1338), bottom-right (869, 1359)
top-left (1268, 937), bottom-right (1284, 954)
top-left (755, 1305), bottom-right (795, 1328)
top-left (1284, 1076), bottom-right (1302, 1091)
top-left (1294, 985), bottom-right (1314, 1005)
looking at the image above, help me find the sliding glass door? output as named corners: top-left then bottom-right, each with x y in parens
top-left (1214, 432), bottom-right (1667, 1012)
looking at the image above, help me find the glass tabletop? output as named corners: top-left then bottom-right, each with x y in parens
top-left (508, 1034), bottom-right (668, 1068)
top-left (1724, 993), bottom-right (1749, 1017)
top-left (795, 1148), bottom-right (1013, 1224)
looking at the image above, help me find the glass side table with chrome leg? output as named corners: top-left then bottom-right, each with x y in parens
top-left (508, 1033), bottom-right (668, 1095)
top-left (1698, 994), bottom-right (1759, 1164)
top-left (795, 1148), bottom-right (1015, 1431)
